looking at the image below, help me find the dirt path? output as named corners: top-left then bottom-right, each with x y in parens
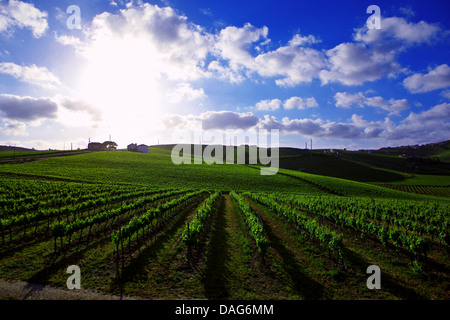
top-left (199, 195), bottom-right (255, 299)
top-left (249, 201), bottom-right (332, 299)
top-left (0, 279), bottom-right (141, 300)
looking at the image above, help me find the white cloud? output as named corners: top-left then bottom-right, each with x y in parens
top-left (0, 62), bottom-right (62, 89)
top-left (0, 93), bottom-right (101, 131)
top-left (383, 103), bottom-right (450, 142)
top-left (161, 102), bottom-right (449, 145)
top-left (404, 102), bottom-right (450, 123)
top-left (0, 0), bottom-right (48, 38)
top-left (214, 24), bottom-right (326, 86)
top-left (441, 90), bottom-right (450, 100)
top-left (354, 17), bottom-right (441, 47)
top-left (334, 92), bottom-right (366, 108)
top-left (54, 95), bottom-right (102, 122)
top-left (255, 44), bottom-right (326, 86)
top-left (255, 99), bottom-right (282, 111)
top-left (207, 60), bottom-right (245, 83)
top-left (78, 3), bottom-right (214, 81)
top-left (214, 23), bottom-right (268, 72)
top-left (1, 119), bottom-right (27, 136)
top-left (320, 17), bottom-right (442, 86)
top-left (319, 42), bottom-right (402, 86)
top-left (54, 32), bottom-right (82, 47)
top-left (403, 64), bottom-right (450, 93)
top-left (163, 110), bottom-right (259, 131)
top-left (334, 92), bottom-right (410, 116)
top-left (284, 96), bottom-right (318, 110)
top-left (166, 82), bottom-right (206, 103)
top-left (288, 34), bottom-right (320, 46)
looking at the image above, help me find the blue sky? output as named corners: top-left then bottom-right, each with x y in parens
top-left (0, 0), bottom-right (449, 150)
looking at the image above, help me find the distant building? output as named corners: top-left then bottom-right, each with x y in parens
top-left (88, 141), bottom-right (117, 151)
top-left (127, 143), bottom-right (148, 153)
top-left (88, 142), bottom-right (105, 151)
top-left (127, 143), bottom-right (137, 152)
top-left (137, 144), bottom-right (148, 153)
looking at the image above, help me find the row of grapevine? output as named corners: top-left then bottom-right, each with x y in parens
top-left (111, 190), bottom-right (206, 249)
top-left (49, 189), bottom-right (190, 252)
top-left (111, 191), bottom-right (207, 277)
top-left (244, 192), bottom-right (344, 259)
top-left (269, 194), bottom-right (433, 263)
top-left (0, 188), bottom-right (176, 245)
top-left (0, 184), bottom-right (156, 219)
top-left (182, 191), bottom-right (221, 247)
top-left (230, 191), bottom-right (268, 254)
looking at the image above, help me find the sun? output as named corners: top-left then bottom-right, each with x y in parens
top-left (75, 34), bottom-right (167, 138)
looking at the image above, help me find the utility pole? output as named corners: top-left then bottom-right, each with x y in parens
top-left (310, 139), bottom-right (312, 158)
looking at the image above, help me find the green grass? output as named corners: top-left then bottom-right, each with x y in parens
top-left (386, 174), bottom-right (450, 186)
top-left (0, 148), bottom-right (322, 194)
top-left (0, 149), bottom-right (85, 159)
top-left (274, 167), bottom-right (450, 201)
top-left (1, 147), bottom-right (448, 201)
top-left (277, 152), bottom-right (406, 183)
top-left (436, 149), bottom-right (450, 163)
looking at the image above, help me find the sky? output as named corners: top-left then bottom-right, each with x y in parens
top-left (0, 0), bottom-right (449, 150)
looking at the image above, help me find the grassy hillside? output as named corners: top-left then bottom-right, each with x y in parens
top-left (273, 167), bottom-right (449, 201)
top-left (0, 147), bottom-right (321, 194)
top-left (1, 146), bottom-right (446, 201)
top-left (157, 144), bottom-right (408, 183)
top-left (277, 151), bottom-right (406, 182)
top-left (340, 150), bottom-right (450, 175)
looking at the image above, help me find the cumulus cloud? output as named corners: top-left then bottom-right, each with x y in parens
top-left (0, 94), bottom-right (102, 133)
top-left (319, 42), bottom-right (402, 86)
top-left (382, 103), bottom-right (450, 142)
top-left (70, 3), bottom-right (214, 81)
top-left (284, 96), bottom-right (318, 110)
top-left (201, 111), bottom-right (260, 130)
top-left (354, 17), bottom-right (441, 48)
top-left (53, 4), bottom-right (445, 90)
top-left (213, 24), bottom-right (326, 86)
top-left (163, 110), bottom-right (259, 131)
top-left (255, 99), bottom-right (282, 111)
top-left (403, 64), bottom-right (450, 93)
top-left (54, 32), bottom-right (82, 47)
top-left (334, 92), bottom-right (410, 115)
top-left (441, 90), bottom-right (450, 100)
top-left (207, 60), bottom-right (245, 83)
top-left (258, 115), bottom-right (324, 136)
top-left (0, 62), bottom-right (62, 89)
top-left (254, 96), bottom-right (318, 111)
top-left (54, 96), bottom-right (102, 121)
top-left (214, 23), bottom-right (269, 72)
top-left (288, 33), bottom-right (320, 46)
top-left (404, 102), bottom-right (450, 123)
top-left (0, 0), bottom-right (48, 38)
top-left (1, 119), bottom-right (27, 136)
top-left (166, 83), bottom-right (206, 103)
top-left (162, 102), bottom-right (449, 146)
top-left (0, 94), bottom-right (58, 121)
top-left (320, 17), bottom-right (443, 86)
top-left (255, 44), bottom-right (326, 86)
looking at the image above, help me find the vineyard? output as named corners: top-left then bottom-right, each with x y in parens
top-left (1, 174), bottom-right (449, 300)
top-left (376, 184), bottom-right (450, 197)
